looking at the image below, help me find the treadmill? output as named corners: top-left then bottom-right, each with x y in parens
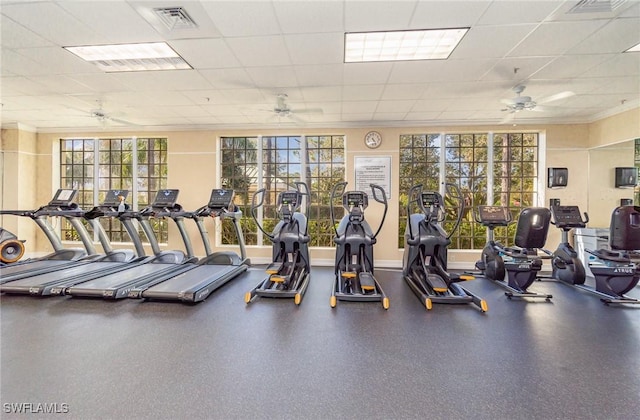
top-left (127, 188), bottom-right (250, 303)
top-left (57, 189), bottom-right (200, 299)
top-left (0, 189), bottom-right (103, 283)
top-left (0, 190), bottom-right (151, 295)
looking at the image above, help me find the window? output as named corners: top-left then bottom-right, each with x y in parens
top-left (398, 132), bottom-right (539, 249)
top-left (220, 135), bottom-right (345, 247)
top-left (60, 137), bottom-right (168, 243)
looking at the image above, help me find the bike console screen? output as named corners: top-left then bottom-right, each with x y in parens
top-left (478, 206), bottom-right (510, 223)
top-left (208, 189), bottom-right (234, 209)
top-left (344, 192), bottom-right (367, 211)
top-left (551, 206), bottom-right (583, 226)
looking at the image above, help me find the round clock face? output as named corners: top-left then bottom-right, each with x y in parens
top-left (365, 131), bottom-right (382, 149)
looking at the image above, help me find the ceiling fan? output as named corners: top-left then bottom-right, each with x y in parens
top-left (500, 85), bottom-right (575, 123)
top-left (267, 94), bottom-right (323, 124)
top-left (88, 101), bottom-right (138, 127)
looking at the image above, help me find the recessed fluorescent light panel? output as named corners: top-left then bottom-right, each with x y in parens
top-left (64, 42), bottom-right (192, 72)
top-left (344, 28), bottom-right (469, 63)
top-left (625, 42), bottom-right (640, 52)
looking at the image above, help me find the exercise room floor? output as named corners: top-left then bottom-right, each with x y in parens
top-left (1, 266), bottom-right (639, 419)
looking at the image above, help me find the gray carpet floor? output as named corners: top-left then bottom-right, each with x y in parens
top-left (1, 266), bottom-right (639, 419)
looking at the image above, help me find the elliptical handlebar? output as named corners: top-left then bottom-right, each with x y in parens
top-left (251, 188), bottom-right (273, 240)
top-left (330, 181), bottom-right (348, 237)
top-left (369, 183), bottom-right (387, 240)
top-left (294, 181), bottom-right (311, 237)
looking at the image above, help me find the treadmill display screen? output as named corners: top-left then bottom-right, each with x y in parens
top-left (152, 189), bottom-right (179, 207)
top-left (103, 190), bottom-right (129, 206)
top-left (49, 189), bottom-right (78, 206)
top-left (478, 206), bottom-right (510, 222)
top-left (208, 189), bottom-right (234, 208)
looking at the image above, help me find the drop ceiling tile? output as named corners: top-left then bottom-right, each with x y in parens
top-left (245, 66), bottom-right (299, 88)
top-left (110, 70), bottom-right (214, 91)
top-left (342, 85), bottom-right (384, 101)
top-left (342, 113), bottom-right (373, 121)
top-left (568, 17), bottom-right (640, 54)
top-left (225, 36), bottom-right (291, 67)
top-left (26, 75), bottom-right (95, 95)
top-left (198, 68), bottom-right (256, 89)
top-left (0, 17), bottom-right (54, 48)
top-left (451, 24), bottom-right (537, 59)
top-left (410, 0), bottom-right (491, 28)
top-left (344, 1), bottom-right (416, 32)
top-left (58, 1), bottom-right (160, 43)
top-left (381, 84), bottom-right (429, 100)
top-left (343, 62), bottom-right (394, 85)
top-left (1, 2), bottom-right (102, 46)
top-left (476, 0), bottom-right (563, 25)
top-left (294, 64), bottom-right (344, 86)
top-left (284, 33), bottom-right (344, 65)
top-left (342, 101), bottom-right (378, 113)
top-left (481, 57), bottom-right (557, 82)
top-left (274, 1), bottom-right (344, 33)
top-left (66, 73), bottom-right (134, 93)
top-left (507, 20), bottom-right (609, 57)
top-left (0, 76), bottom-right (51, 96)
top-left (202, 1), bottom-right (280, 37)
top-left (405, 111), bottom-right (442, 121)
top-left (300, 86), bottom-right (343, 102)
top-left (387, 61), bottom-right (446, 84)
top-left (411, 98), bottom-right (455, 111)
top-left (376, 100), bottom-right (416, 113)
top-left (580, 53), bottom-right (640, 77)
top-left (1, 49), bottom-right (55, 77)
top-left (373, 112), bottom-right (408, 121)
top-left (170, 38), bottom-right (241, 69)
top-left (16, 46), bottom-right (100, 75)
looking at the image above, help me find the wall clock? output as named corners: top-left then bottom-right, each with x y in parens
top-left (364, 131), bottom-right (382, 149)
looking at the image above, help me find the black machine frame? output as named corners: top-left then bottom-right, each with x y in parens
top-left (403, 184), bottom-right (487, 311)
top-left (245, 182), bottom-right (311, 305)
top-left (330, 182), bottom-right (389, 309)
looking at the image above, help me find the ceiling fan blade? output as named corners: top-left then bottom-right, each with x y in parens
top-left (537, 91), bottom-right (575, 104)
top-left (290, 108), bottom-right (324, 114)
top-left (500, 98), bottom-right (516, 105)
top-left (107, 115), bottom-right (139, 126)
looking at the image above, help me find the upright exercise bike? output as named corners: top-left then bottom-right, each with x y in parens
top-left (548, 205), bottom-right (588, 285)
top-left (403, 184), bottom-right (487, 311)
top-left (551, 204), bottom-right (640, 305)
top-left (475, 206), bottom-right (553, 300)
top-left (330, 182), bottom-right (389, 309)
top-left (245, 182), bottom-right (311, 305)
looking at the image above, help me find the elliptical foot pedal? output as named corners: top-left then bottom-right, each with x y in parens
top-left (341, 271), bottom-right (357, 279)
top-left (427, 274), bottom-right (448, 293)
top-left (358, 272), bottom-right (376, 292)
top-left (266, 262), bottom-right (283, 275)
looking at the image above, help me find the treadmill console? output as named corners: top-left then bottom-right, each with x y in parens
top-left (343, 191), bottom-right (368, 211)
top-left (278, 191), bottom-right (300, 208)
top-left (550, 205), bottom-right (586, 228)
top-left (478, 206), bottom-right (511, 224)
top-left (207, 189), bottom-right (235, 210)
top-left (102, 190), bottom-right (129, 207)
top-left (48, 189), bottom-right (78, 207)
top-left (151, 189), bottom-right (180, 208)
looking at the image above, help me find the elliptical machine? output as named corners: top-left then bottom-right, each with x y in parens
top-left (475, 206), bottom-right (553, 300)
top-left (330, 182), bottom-right (389, 309)
top-left (245, 182), bottom-right (311, 305)
top-left (551, 204), bottom-right (640, 305)
top-left (403, 184), bottom-right (487, 311)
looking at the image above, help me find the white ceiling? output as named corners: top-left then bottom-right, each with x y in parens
top-left (1, 0), bottom-right (639, 132)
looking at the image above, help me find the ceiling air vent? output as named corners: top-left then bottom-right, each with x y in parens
top-left (567, 0), bottom-right (628, 14)
top-left (152, 7), bottom-right (198, 30)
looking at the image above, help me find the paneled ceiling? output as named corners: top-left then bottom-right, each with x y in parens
top-left (1, 0), bottom-right (639, 132)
